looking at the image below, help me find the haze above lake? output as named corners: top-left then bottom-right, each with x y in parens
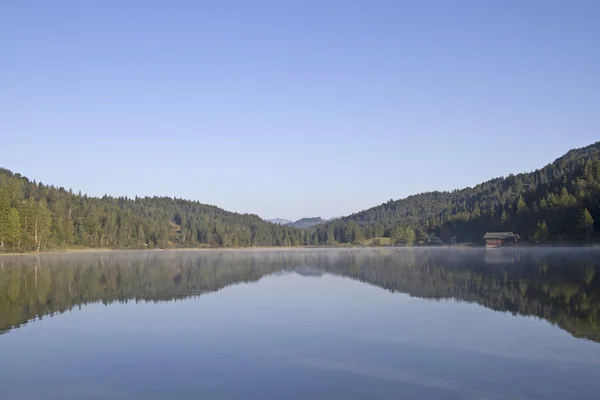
top-left (1, 248), bottom-right (599, 399)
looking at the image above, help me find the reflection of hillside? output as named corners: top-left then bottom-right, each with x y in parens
top-left (0, 249), bottom-right (599, 343)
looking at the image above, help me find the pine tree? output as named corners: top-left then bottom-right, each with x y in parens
top-left (403, 227), bottom-right (416, 245)
top-left (137, 224), bottom-right (146, 247)
top-left (516, 195), bottom-right (528, 215)
top-left (578, 208), bottom-right (594, 243)
top-left (18, 199), bottom-right (34, 250)
top-left (6, 179), bottom-right (22, 207)
top-left (500, 210), bottom-right (508, 228)
top-left (326, 226), bottom-right (336, 245)
top-left (533, 221), bottom-right (548, 243)
top-left (31, 200), bottom-right (53, 251)
top-left (7, 208), bottom-right (21, 251)
top-left (0, 187), bottom-right (9, 248)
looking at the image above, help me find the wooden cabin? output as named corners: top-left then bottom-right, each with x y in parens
top-left (427, 234), bottom-right (444, 245)
top-left (483, 232), bottom-right (520, 248)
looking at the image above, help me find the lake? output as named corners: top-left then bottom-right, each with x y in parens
top-left (1, 248), bottom-right (599, 399)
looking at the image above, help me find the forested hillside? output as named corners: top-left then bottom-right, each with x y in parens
top-left (288, 217), bottom-right (326, 229)
top-left (315, 141), bottom-right (600, 245)
top-left (1, 141), bottom-right (599, 252)
top-left (0, 169), bottom-right (306, 252)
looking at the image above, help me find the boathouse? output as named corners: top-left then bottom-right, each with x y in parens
top-left (483, 232), bottom-right (520, 248)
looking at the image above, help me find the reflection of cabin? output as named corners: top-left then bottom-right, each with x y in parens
top-left (483, 232), bottom-right (520, 248)
top-left (484, 249), bottom-right (519, 264)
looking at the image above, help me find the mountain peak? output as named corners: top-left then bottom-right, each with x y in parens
top-left (266, 216), bottom-right (335, 229)
top-left (266, 218), bottom-right (293, 225)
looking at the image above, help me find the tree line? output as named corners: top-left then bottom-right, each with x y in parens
top-left (1, 141), bottom-right (599, 252)
top-left (315, 141), bottom-right (600, 245)
top-left (0, 169), bottom-right (310, 252)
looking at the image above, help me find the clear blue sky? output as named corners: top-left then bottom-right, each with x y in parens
top-left (2, 1), bottom-right (599, 221)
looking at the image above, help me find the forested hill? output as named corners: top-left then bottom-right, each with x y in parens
top-left (315, 141), bottom-right (600, 244)
top-left (1, 141), bottom-right (599, 251)
top-left (0, 168), bottom-right (307, 252)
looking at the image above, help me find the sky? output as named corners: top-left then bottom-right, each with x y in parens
top-left (2, 1), bottom-right (599, 221)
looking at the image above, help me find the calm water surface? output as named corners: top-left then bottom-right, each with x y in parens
top-left (1, 248), bottom-right (600, 399)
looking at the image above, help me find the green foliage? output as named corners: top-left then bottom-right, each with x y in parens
top-left (516, 195), bottom-right (528, 215)
top-left (7, 208), bottom-right (20, 250)
top-left (403, 227), bottom-right (416, 245)
top-left (393, 226), bottom-right (415, 245)
top-left (578, 208), bottom-right (594, 242)
top-left (0, 187), bottom-right (9, 245)
top-left (0, 169), bottom-right (307, 252)
top-left (314, 141), bottom-right (600, 244)
top-left (369, 237), bottom-right (393, 246)
top-left (1, 141), bottom-right (599, 250)
top-left (532, 220), bottom-right (549, 243)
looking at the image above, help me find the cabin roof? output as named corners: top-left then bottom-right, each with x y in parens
top-left (483, 232), bottom-right (519, 240)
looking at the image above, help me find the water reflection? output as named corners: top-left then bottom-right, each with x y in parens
top-left (0, 248), bottom-right (599, 342)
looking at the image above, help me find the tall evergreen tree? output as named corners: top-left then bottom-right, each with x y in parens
top-left (7, 208), bottom-right (21, 251)
top-left (578, 208), bottom-right (594, 242)
top-left (0, 187), bottom-right (9, 248)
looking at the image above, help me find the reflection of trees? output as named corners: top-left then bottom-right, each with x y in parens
top-left (1, 249), bottom-right (599, 343)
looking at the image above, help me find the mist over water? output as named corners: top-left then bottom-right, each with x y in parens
top-left (1, 248), bottom-right (599, 399)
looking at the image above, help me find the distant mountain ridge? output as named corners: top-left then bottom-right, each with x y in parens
top-left (267, 216), bottom-right (341, 229)
top-left (266, 218), bottom-right (292, 225)
top-left (290, 217), bottom-right (325, 228)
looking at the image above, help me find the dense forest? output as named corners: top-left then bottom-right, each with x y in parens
top-left (1, 141), bottom-right (599, 252)
top-left (316, 141), bottom-right (600, 245)
top-left (1, 249), bottom-right (598, 342)
top-left (0, 169), bottom-right (309, 252)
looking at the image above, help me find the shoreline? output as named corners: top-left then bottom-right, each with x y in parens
top-left (1, 243), bottom-right (598, 257)
top-left (0, 245), bottom-right (347, 256)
